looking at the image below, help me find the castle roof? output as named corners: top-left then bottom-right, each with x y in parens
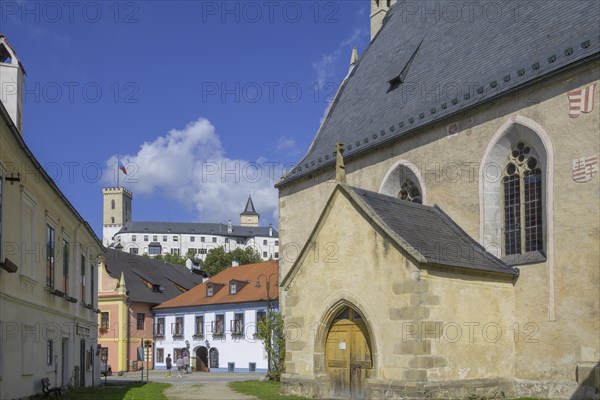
top-left (277, 0), bottom-right (599, 186)
top-left (240, 195), bottom-right (259, 216)
top-left (116, 221), bottom-right (277, 238)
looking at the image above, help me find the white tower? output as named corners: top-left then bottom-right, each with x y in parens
top-left (102, 188), bottom-right (133, 247)
top-left (0, 35), bottom-right (26, 133)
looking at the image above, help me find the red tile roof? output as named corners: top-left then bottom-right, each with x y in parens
top-left (153, 261), bottom-right (278, 310)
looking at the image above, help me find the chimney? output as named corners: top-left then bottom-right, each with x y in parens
top-left (228, 219), bottom-right (233, 234)
top-left (269, 223), bottom-right (273, 237)
top-left (0, 35), bottom-right (26, 134)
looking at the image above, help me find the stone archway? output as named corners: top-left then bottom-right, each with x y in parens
top-left (324, 306), bottom-right (373, 400)
top-left (195, 346), bottom-right (208, 372)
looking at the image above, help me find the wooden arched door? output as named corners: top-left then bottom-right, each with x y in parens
top-left (195, 347), bottom-right (208, 372)
top-left (325, 307), bottom-right (373, 399)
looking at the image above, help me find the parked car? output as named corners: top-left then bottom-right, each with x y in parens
top-left (100, 361), bottom-right (112, 376)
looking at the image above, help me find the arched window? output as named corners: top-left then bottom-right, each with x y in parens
top-left (502, 142), bottom-right (543, 255)
top-left (398, 179), bottom-right (422, 204)
top-left (379, 160), bottom-right (426, 204)
top-left (111, 217), bottom-right (115, 224)
top-left (111, 199), bottom-right (115, 210)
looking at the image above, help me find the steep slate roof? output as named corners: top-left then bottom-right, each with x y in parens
top-left (282, 184), bottom-right (517, 288)
top-left (103, 249), bottom-right (204, 304)
top-left (116, 221), bottom-right (277, 238)
top-left (278, 0), bottom-right (600, 186)
top-left (154, 261), bottom-right (278, 310)
top-left (240, 195), bottom-right (259, 216)
top-left (349, 187), bottom-right (517, 275)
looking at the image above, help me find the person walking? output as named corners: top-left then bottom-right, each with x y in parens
top-left (165, 354), bottom-right (172, 377)
top-left (176, 355), bottom-right (184, 378)
top-left (183, 354), bottom-right (190, 374)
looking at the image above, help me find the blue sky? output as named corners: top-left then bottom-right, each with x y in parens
top-left (1, 1), bottom-right (371, 237)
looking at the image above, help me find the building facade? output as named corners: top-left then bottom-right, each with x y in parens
top-left (0, 36), bottom-right (104, 399)
top-left (277, 1), bottom-right (599, 399)
top-left (153, 261), bottom-right (278, 373)
top-left (103, 190), bottom-right (279, 261)
top-left (97, 249), bottom-right (204, 373)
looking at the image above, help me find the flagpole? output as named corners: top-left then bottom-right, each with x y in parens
top-left (117, 156), bottom-right (120, 188)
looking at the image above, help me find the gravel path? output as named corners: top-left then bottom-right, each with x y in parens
top-left (164, 381), bottom-right (257, 400)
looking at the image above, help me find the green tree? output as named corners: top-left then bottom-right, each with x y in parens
top-left (154, 253), bottom-right (187, 267)
top-left (257, 311), bottom-right (285, 381)
top-left (203, 247), bottom-right (263, 277)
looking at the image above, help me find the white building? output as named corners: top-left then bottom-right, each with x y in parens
top-left (103, 189), bottom-right (279, 261)
top-left (152, 261), bottom-right (278, 373)
top-left (0, 36), bottom-right (104, 399)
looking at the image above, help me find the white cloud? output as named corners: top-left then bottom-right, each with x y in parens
top-left (104, 118), bottom-right (282, 225)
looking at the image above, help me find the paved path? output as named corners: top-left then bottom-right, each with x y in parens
top-left (164, 381), bottom-right (257, 400)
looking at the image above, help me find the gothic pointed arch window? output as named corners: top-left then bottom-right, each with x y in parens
top-left (398, 179), bottom-right (422, 204)
top-left (502, 142), bottom-right (543, 255)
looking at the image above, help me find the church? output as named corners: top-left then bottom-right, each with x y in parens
top-left (276, 1), bottom-right (599, 399)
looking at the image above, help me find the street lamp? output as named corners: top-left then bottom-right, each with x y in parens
top-left (255, 273), bottom-right (277, 378)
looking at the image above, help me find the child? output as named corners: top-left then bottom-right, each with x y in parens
top-left (176, 355), bottom-right (184, 378)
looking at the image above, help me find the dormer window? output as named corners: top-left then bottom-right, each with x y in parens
top-left (207, 284), bottom-right (214, 297)
top-left (230, 282), bottom-right (237, 295)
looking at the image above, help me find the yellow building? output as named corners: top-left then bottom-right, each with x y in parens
top-left (0, 36), bottom-right (104, 399)
top-left (277, 1), bottom-right (599, 399)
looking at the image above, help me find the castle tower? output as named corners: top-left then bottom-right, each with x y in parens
top-left (102, 188), bottom-right (133, 247)
top-left (240, 195), bottom-right (259, 227)
top-left (0, 35), bottom-right (26, 133)
top-left (371, 0), bottom-right (396, 40)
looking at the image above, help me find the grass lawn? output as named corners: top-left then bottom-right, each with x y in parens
top-left (33, 382), bottom-right (171, 400)
top-left (229, 381), bottom-right (311, 400)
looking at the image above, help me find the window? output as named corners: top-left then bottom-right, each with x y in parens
top-left (230, 282), bottom-right (237, 294)
top-left (171, 248), bottom-right (180, 256)
top-left (201, 237), bottom-right (205, 243)
top-left (191, 236), bottom-right (195, 242)
top-left (200, 249), bottom-right (207, 255)
top-left (249, 362), bottom-right (256, 372)
top-left (172, 317), bottom-right (183, 336)
top-left (111, 217), bottom-right (115, 224)
top-left (232, 313), bottom-right (244, 336)
top-left (207, 285), bottom-right (214, 297)
top-left (101, 312), bottom-right (109, 329)
top-left (274, 252), bottom-right (279, 259)
top-left (153, 235), bottom-right (158, 241)
top-left (46, 340), bottom-right (54, 365)
top-left (174, 348), bottom-right (182, 361)
top-left (90, 261), bottom-right (95, 306)
top-left (263, 252), bottom-right (267, 258)
top-left (111, 199), bottom-right (115, 209)
top-left (149, 244), bottom-right (161, 255)
top-left (137, 313), bottom-right (145, 330)
top-left (256, 310), bottom-right (266, 325)
top-left (80, 255), bottom-right (86, 302)
top-left (213, 314), bottom-right (225, 335)
top-left (263, 240), bottom-right (267, 245)
top-left (212, 237), bottom-right (217, 243)
top-left (46, 225), bottom-right (55, 288)
top-left (225, 238), bottom-right (229, 244)
top-left (173, 236), bottom-right (178, 242)
top-left (144, 235), bottom-right (149, 242)
top-left (189, 248), bottom-right (198, 255)
top-left (398, 179), bottom-right (422, 203)
top-left (156, 318), bottom-right (165, 336)
top-left (156, 348), bottom-right (164, 363)
top-left (130, 248), bottom-right (139, 255)
top-left (275, 240), bottom-right (279, 246)
top-left (503, 142), bottom-right (543, 255)
top-left (132, 235), bottom-right (137, 242)
top-left (195, 315), bottom-right (204, 336)
top-left (162, 235), bottom-right (167, 242)
top-left (63, 240), bottom-right (69, 294)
